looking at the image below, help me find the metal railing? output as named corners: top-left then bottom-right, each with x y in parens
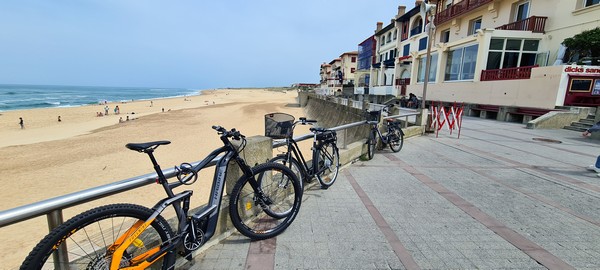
top-left (0, 108), bottom-right (420, 233)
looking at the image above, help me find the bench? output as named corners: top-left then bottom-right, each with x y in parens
top-left (470, 105), bottom-right (500, 119)
top-left (507, 107), bottom-right (552, 123)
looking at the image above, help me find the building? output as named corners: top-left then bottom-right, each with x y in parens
top-left (319, 52), bottom-right (358, 96)
top-left (399, 0), bottom-right (600, 109)
top-left (354, 35), bottom-right (376, 99)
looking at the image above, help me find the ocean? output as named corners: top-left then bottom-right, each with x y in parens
top-left (0, 84), bottom-right (201, 112)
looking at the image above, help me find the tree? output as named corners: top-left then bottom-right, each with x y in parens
top-left (563, 27), bottom-right (600, 65)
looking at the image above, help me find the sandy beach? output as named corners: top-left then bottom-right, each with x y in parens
top-left (0, 88), bottom-right (309, 268)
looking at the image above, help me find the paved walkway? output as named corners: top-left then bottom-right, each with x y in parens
top-left (184, 117), bottom-right (600, 270)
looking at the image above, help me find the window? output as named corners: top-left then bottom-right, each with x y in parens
top-left (419, 37), bottom-right (428, 51)
top-left (393, 30), bottom-right (397, 41)
top-left (351, 68), bottom-right (356, 73)
top-left (445, 44), bottom-right (479, 81)
top-left (569, 78), bottom-right (593, 92)
top-left (387, 33), bottom-right (392, 43)
top-left (586, 0), bottom-right (600, 7)
top-left (514, 1), bottom-right (529, 21)
top-left (440, 29), bottom-right (450, 43)
top-left (468, 17), bottom-right (482, 35)
top-left (403, 44), bottom-right (410, 56)
top-left (417, 53), bottom-right (438, 83)
top-left (381, 36), bottom-right (386, 45)
top-left (351, 57), bottom-right (356, 63)
top-left (486, 38), bottom-right (540, 70)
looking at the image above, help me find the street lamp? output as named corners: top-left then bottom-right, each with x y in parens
top-left (420, 0), bottom-right (436, 109)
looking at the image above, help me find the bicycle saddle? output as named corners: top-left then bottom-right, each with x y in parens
top-left (126, 141), bottom-right (171, 152)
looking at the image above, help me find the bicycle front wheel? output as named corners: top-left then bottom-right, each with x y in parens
top-left (20, 204), bottom-right (175, 270)
top-left (229, 162), bottom-right (302, 240)
top-left (388, 127), bottom-right (404, 152)
top-left (315, 142), bottom-right (340, 188)
top-left (366, 129), bottom-right (377, 160)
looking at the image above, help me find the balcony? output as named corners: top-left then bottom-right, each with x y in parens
top-left (383, 59), bottom-right (396, 67)
top-left (435, 0), bottom-right (494, 25)
top-left (480, 65), bottom-right (538, 81)
top-left (495, 16), bottom-right (548, 33)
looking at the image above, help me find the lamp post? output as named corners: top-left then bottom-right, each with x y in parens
top-left (420, 1), bottom-right (436, 110)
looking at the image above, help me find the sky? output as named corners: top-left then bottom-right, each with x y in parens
top-left (0, 0), bottom-right (417, 89)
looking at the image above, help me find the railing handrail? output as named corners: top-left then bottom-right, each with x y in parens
top-left (0, 159), bottom-right (219, 228)
top-left (0, 110), bottom-right (419, 229)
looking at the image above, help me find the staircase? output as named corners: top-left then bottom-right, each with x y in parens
top-left (564, 114), bottom-right (596, 132)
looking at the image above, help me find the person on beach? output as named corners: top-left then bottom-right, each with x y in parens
top-left (584, 121), bottom-right (600, 176)
top-left (104, 106), bottom-right (109, 115)
top-left (119, 117), bottom-right (124, 123)
top-left (19, 117), bottom-right (24, 129)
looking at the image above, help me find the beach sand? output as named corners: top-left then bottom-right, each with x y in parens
top-left (0, 88), bottom-right (309, 268)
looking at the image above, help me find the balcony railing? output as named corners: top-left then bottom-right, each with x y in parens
top-left (395, 78), bottom-right (411, 85)
top-left (495, 16), bottom-right (547, 33)
top-left (480, 65), bottom-right (538, 81)
top-left (435, 0), bottom-right (494, 25)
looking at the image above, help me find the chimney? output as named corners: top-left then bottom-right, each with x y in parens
top-left (376, 22), bottom-right (383, 33)
top-left (397, 6), bottom-right (406, 16)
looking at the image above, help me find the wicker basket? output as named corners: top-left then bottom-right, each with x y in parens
top-left (264, 113), bottom-right (295, 139)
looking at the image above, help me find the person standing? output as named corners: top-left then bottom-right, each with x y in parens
top-left (584, 121), bottom-right (600, 176)
top-left (19, 117), bottom-right (24, 129)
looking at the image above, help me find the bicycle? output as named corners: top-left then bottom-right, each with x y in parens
top-left (21, 125), bottom-right (302, 270)
top-left (365, 105), bottom-right (404, 160)
top-left (265, 113), bottom-right (340, 190)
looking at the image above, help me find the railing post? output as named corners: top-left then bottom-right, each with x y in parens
top-left (47, 210), bottom-right (69, 268)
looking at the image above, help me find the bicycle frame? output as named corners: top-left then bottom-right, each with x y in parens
top-left (110, 137), bottom-right (259, 268)
top-left (278, 129), bottom-right (332, 178)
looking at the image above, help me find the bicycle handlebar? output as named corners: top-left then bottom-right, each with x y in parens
top-left (212, 125), bottom-right (245, 140)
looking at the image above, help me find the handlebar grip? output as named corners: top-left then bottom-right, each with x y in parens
top-left (305, 119), bottom-right (317, 123)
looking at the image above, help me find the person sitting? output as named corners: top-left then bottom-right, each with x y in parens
top-left (407, 93), bottom-right (418, 108)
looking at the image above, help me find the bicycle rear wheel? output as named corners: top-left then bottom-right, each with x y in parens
top-left (269, 154), bottom-right (304, 189)
top-left (366, 129), bottom-right (376, 160)
top-left (315, 142), bottom-right (339, 188)
top-left (20, 204), bottom-right (175, 270)
top-left (388, 127), bottom-right (404, 152)
top-left (229, 162), bottom-right (302, 240)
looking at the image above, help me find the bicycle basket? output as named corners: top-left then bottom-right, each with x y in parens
top-left (367, 111), bottom-right (381, 122)
top-left (316, 130), bottom-right (337, 144)
top-left (265, 113), bottom-right (295, 139)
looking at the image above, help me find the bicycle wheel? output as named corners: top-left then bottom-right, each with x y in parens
top-left (366, 129), bottom-right (377, 160)
top-left (229, 162), bottom-right (301, 240)
top-left (388, 127), bottom-right (404, 152)
top-left (20, 204), bottom-right (175, 270)
top-left (269, 154), bottom-right (304, 189)
top-left (315, 142), bottom-right (339, 188)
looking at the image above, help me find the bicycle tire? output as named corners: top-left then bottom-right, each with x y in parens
top-left (366, 129), bottom-right (376, 160)
top-left (269, 154), bottom-right (304, 189)
top-left (20, 204), bottom-right (175, 270)
top-left (315, 142), bottom-right (339, 188)
top-left (388, 127), bottom-right (404, 152)
top-left (229, 162), bottom-right (301, 240)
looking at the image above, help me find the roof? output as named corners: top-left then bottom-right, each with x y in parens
top-left (375, 22), bottom-right (395, 36)
top-left (395, 5), bottom-right (421, 23)
top-left (340, 51), bottom-right (358, 57)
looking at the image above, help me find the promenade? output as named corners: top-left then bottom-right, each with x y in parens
top-left (184, 116), bottom-right (600, 270)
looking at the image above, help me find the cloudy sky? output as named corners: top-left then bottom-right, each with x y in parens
top-left (0, 0), bottom-right (417, 89)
